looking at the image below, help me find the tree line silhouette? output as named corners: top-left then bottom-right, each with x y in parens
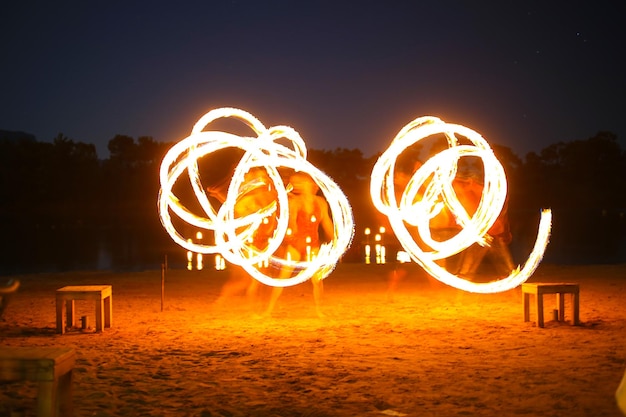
top-left (1, 129), bottom-right (625, 271)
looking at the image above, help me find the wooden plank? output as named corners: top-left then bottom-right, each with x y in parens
top-left (0, 347), bottom-right (75, 416)
top-left (0, 347), bottom-right (75, 382)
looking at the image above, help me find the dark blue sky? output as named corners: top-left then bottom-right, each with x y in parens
top-left (1, 1), bottom-right (624, 159)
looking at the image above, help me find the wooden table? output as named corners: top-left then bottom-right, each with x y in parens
top-left (0, 347), bottom-right (75, 417)
top-left (56, 285), bottom-right (112, 334)
top-left (522, 282), bottom-right (580, 328)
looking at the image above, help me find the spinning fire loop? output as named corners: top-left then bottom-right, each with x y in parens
top-left (371, 116), bottom-right (552, 293)
top-left (158, 108), bottom-right (354, 287)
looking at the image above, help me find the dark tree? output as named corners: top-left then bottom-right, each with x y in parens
top-left (519, 132), bottom-right (626, 263)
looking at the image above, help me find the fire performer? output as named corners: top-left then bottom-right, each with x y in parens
top-left (456, 171), bottom-right (516, 280)
top-left (263, 171), bottom-right (334, 318)
top-left (211, 167), bottom-right (279, 307)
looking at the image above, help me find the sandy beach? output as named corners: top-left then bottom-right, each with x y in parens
top-left (1, 262), bottom-right (626, 416)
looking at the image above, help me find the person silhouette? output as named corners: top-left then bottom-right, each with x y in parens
top-left (212, 167), bottom-right (279, 308)
top-left (263, 171), bottom-right (334, 318)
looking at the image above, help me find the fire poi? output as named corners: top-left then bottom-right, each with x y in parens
top-left (370, 116), bottom-right (552, 293)
top-left (158, 107), bottom-right (354, 287)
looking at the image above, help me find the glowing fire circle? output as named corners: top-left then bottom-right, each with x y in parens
top-left (371, 116), bottom-right (552, 293)
top-left (158, 107), bottom-right (354, 287)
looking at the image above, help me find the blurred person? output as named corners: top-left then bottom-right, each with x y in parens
top-left (211, 167), bottom-right (279, 308)
top-left (455, 165), bottom-right (515, 280)
top-left (457, 197), bottom-right (516, 280)
top-left (263, 171), bottom-right (334, 318)
top-left (384, 167), bottom-right (416, 300)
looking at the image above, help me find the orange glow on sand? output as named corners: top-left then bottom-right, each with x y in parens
top-left (2, 264), bottom-right (625, 416)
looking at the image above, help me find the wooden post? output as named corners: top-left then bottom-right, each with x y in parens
top-left (161, 263), bottom-right (165, 312)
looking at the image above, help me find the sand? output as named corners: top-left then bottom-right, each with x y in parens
top-left (1, 262), bottom-right (626, 417)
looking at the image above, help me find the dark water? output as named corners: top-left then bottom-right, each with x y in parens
top-left (2, 214), bottom-right (626, 277)
top-left (0, 224), bottom-right (184, 276)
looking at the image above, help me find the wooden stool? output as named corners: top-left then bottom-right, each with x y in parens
top-left (0, 347), bottom-right (75, 417)
top-left (522, 282), bottom-right (580, 328)
top-left (56, 285), bottom-right (112, 334)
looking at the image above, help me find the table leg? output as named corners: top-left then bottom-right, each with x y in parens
top-left (558, 293), bottom-right (565, 321)
top-left (104, 295), bottom-right (112, 328)
top-left (523, 292), bottom-right (530, 322)
top-left (58, 370), bottom-right (74, 416)
top-left (65, 300), bottom-right (75, 329)
top-left (37, 380), bottom-right (56, 417)
top-left (56, 296), bottom-right (64, 334)
top-left (95, 298), bottom-right (104, 332)
top-left (573, 292), bottom-right (580, 325)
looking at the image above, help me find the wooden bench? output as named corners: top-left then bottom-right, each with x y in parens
top-left (0, 347), bottom-right (75, 417)
top-left (522, 282), bottom-right (580, 328)
top-left (56, 285), bottom-right (112, 334)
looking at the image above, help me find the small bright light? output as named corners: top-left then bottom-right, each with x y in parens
top-left (396, 250), bottom-right (411, 263)
top-left (370, 116), bottom-right (551, 293)
top-left (196, 253), bottom-right (203, 270)
top-left (215, 254), bottom-right (226, 271)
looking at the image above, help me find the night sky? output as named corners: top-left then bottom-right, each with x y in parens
top-left (1, 1), bottom-right (624, 159)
